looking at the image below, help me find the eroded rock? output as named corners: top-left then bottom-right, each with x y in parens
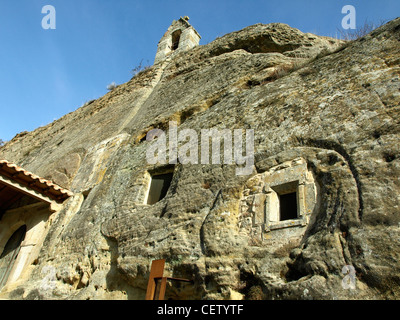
top-left (0, 18), bottom-right (399, 300)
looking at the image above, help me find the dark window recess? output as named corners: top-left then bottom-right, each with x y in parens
top-left (279, 192), bottom-right (298, 221)
top-left (171, 30), bottom-right (182, 51)
top-left (147, 172), bottom-right (174, 205)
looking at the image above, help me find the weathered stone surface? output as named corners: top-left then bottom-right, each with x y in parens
top-left (0, 18), bottom-right (399, 300)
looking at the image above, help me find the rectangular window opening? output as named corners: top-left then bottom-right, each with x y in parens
top-left (279, 192), bottom-right (298, 221)
top-left (147, 172), bottom-right (174, 205)
top-left (171, 30), bottom-right (182, 51)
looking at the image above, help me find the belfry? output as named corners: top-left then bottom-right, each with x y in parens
top-left (154, 16), bottom-right (201, 64)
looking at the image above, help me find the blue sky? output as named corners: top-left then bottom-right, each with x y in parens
top-left (0, 0), bottom-right (399, 142)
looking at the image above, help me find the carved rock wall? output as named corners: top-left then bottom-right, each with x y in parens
top-left (0, 19), bottom-right (399, 300)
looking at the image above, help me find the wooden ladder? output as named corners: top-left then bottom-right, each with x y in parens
top-left (145, 259), bottom-right (192, 300)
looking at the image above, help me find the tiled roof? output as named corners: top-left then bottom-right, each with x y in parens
top-left (0, 159), bottom-right (73, 203)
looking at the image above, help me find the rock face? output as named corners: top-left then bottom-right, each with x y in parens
top-left (0, 18), bottom-right (400, 300)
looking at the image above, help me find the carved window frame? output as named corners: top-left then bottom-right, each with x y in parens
top-left (264, 180), bottom-right (307, 231)
top-left (143, 165), bottom-right (175, 205)
top-left (263, 158), bottom-right (312, 232)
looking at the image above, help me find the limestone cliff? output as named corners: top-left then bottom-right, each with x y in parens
top-left (0, 18), bottom-right (399, 300)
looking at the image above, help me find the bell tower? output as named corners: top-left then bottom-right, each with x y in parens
top-left (154, 16), bottom-right (201, 64)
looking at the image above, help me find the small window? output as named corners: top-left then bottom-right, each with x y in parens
top-left (171, 30), bottom-right (182, 51)
top-left (146, 172), bottom-right (174, 205)
top-left (265, 180), bottom-right (306, 230)
top-left (279, 192), bottom-right (298, 221)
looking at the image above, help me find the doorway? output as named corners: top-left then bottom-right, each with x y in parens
top-left (0, 225), bottom-right (27, 289)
